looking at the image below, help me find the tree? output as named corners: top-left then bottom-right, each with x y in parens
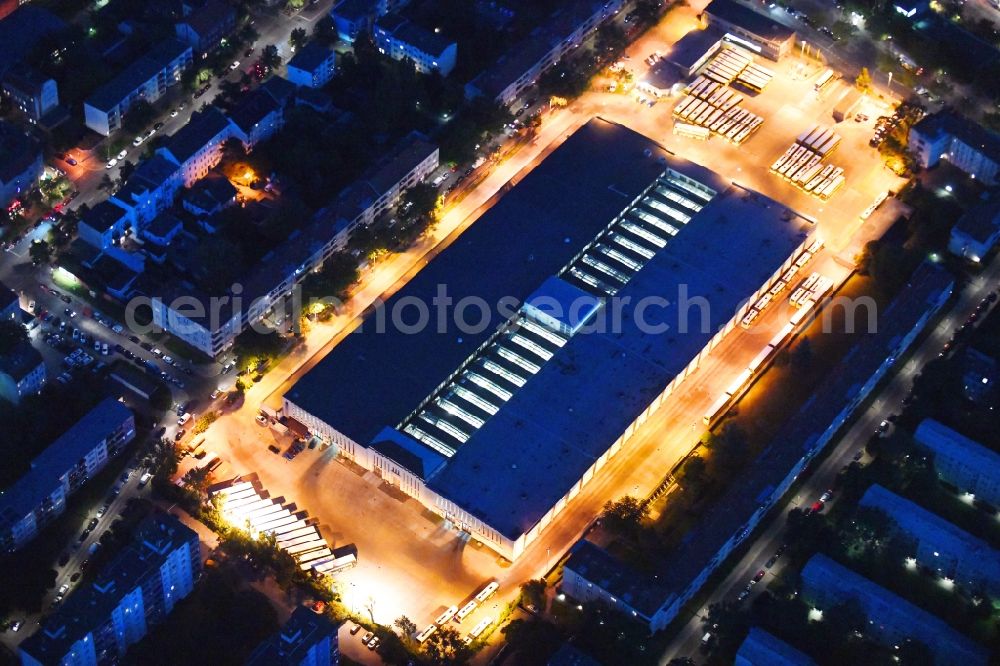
top-left (422, 626), bottom-right (470, 665)
top-left (192, 236), bottom-right (245, 294)
top-left (677, 455), bottom-right (708, 493)
top-left (855, 67), bottom-right (873, 92)
top-left (289, 27), bottom-right (308, 52)
top-left (117, 160), bottom-right (135, 182)
top-left (601, 495), bottom-right (648, 537)
top-left (193, 412), bottom-right (218, 435)
top-left (122, 100), bottom-right (155, 136)
top-left (394, 615), bottom-right (417, 639)
top-left (0, 321), bottom-right (27, 355)
top-left (262, 44), bottom-right (282, 69)
top-left (99, 173), bottom-right (115, 191)
top-left (705, 424), bottom-right (747, 473)
top-left (519, 579), bottom-right (546, 612)
top-left (791, 336), bottom-right (812, 369)
top-left (29, 239), bottom-right (51, 265)
top-left (500, 618), bottom-right (562, 657)
top-left (313, 15), bottom-right (337, 46)
top-left (399, 182), bottom-right (440, 228)
top-left (221, 137), bottom-right (247, 164)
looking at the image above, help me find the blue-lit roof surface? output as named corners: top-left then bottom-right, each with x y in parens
top-left (859, 484), bottom-right (1000, 584)
top-left (285, 119), bottom-right (670, 445)
top-left (735, 628), bottom-right (815, 666)
top-left (0, 399), bottom-right (133, 521)
top-left (428, 180), bottom-right (810, 539)
top-left (801, 553), bottom-right (987, 665)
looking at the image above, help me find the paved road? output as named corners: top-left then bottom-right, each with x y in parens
top-left (659, 258), bottom-right (1000, 664)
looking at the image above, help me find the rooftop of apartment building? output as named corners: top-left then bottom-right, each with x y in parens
top-left (0, 120), bottom-right (40, 185)
top-left (287, 41), bottom-right (336, 73)
top-left (160, 106), bottom-right (232, 164)
top-left (85, 39), bottom-right (191, 112)
top-left (19, 513), bottom-right (198, 663)
top-left (912, 111), bottom-right (1000, 162)
top-left (952, 192), bottom-right (1000, 243)
top-left (375, 13), bottom-right (455, 57)
top-left (703, 0), bottom-right (796, 42)
top-left (0, 339), bottom-right (44, 382)
top-left (245, 606), bottom-right (340, 665)
top-left (914, 417), bottom-right (1000, 469)
top-left (0, 398), bottom-right (133, 528)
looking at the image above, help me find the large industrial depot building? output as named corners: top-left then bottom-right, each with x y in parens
top-left (284, 118), bottom-right (813, 560)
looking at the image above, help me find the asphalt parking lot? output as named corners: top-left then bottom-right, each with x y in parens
top-left (585, 49), bottom-right (906, 254)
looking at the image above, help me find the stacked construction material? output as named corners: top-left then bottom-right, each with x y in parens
top-left (770, 125), bottom-right (845, 199)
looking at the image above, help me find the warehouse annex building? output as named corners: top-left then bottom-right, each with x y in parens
top-left (284, 118), bottom-right (813, 560)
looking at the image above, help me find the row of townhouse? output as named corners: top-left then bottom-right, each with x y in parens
top-left (151, 131), bottom-right (439, 357)
top-left (464, 0), bottom-right (626, 107)
top-left (0, 398), bottom-right (136, 552)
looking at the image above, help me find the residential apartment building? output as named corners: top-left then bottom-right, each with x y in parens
top-left (0, 119), bottom-right (43, 209)
top-left (562, 540), bottom-right (667, 624)
top-left (735, 628), bottom-right (815, 666)
top-left (111, 154), bottom-right (184, 227)
top-left (0, 340), bottom-right (46, 404)
top-left (174, 0), bottom-right (236, 55)
top-left (2, 65), bottom-right (58, 123)
top-left (914, 418), bottom-right (1000, 506)
top-left (909, 112), bottom-right (1000, 185)
top-left (329, 0), bottom-right (411, 43)
top-left (0, 398), bottom-right (135, 551)
top-left (330, 0), bottom-right (375, 43)
top-left (153, 132), bottom-right (437, 357)
top-left (78, 200), bottom-right (134, 250)
top-left (83, 39), bottom-right (193, 136)
top-left (246, 607), bottom-right (341, 666)
top-left (464, 0), bottom-right (625, 107)
top-left (157, 106), bottom-right (235, 187)
top-left (859, 484), bottom-right (1000, 597)
top-left (0, 280), bottom-right (19, 322)
top-left (19, 513), bottom-right (201, 665)
top-left (800, 554), bottom-right (987, 665)
top-left (333, 130), bottom-right (438, 229)
top-left (702, 0), bottom-right (797, 60)
top-left (286, 42), bottom-right (338, 89)
top-left (373, 14), bottom-right (457, 76)
top-left (948, 192), bottom-right (1000, 262)
top-left (229, 87), bottom-right (284, 151)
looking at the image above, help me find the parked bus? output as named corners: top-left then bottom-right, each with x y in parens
top-left (456, 601), bottom-right (478, 623)
top-left (674, 122), bottom-right (711, 140)
top-left (464, 617), bottom-right (495, 645)
top-left (703, 393), bottom-right (733, 425)
top-left (814, 69), bottom-right (835, 92)
top-left (474, 581), bottom-right (499, 603)
top-left (416, 625), bottom-right (438, 643)
top-left (435, 606), bottom-right (459, 625)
